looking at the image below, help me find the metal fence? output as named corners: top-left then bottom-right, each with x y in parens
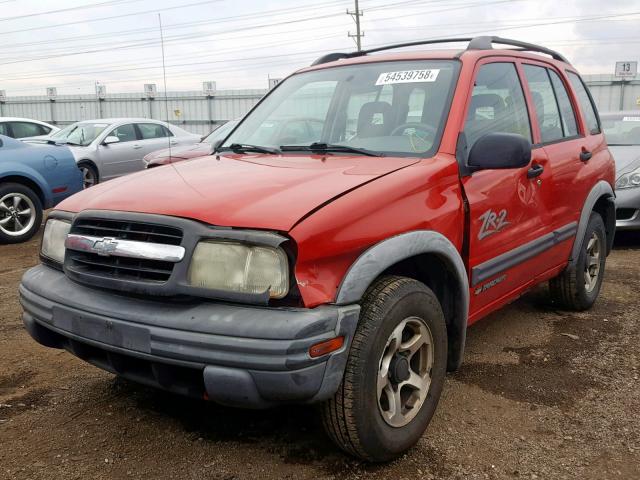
top-left (582, 74), bottom-right (640, 113)
top-left (1, 75), bottom-right (639, 135)
top-left (0, 89), bottom-right (266, 136)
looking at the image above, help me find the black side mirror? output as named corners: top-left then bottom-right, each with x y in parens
top-left (468, 133), bottom-right (531, 171)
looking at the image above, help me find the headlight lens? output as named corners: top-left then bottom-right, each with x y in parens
top-left (41, 218), bottom-right (71, 263)
top-left (188, 241), bottom-right (289, 299)
top-left (616, 168), bottom-right (640, 189)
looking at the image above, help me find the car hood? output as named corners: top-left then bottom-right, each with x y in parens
top-left (610, 145), bottom-right (640, 176)
top-left (57, 153), bottom-right (420, 231)
top-left (147, 142), bottom-right (212, 163)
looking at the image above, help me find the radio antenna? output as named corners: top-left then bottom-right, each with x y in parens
top-left (158, 13), bottom-right (171, 156)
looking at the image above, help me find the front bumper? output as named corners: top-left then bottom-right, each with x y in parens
top-left (20, 265), bottom-right (360, 408)
top-left (615, 187), bottom-right (640, 230)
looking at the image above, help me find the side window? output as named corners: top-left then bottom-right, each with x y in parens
top-left (464, 63), bottom-right (531, 148)
top-left (110, 124), bottom-right (137, 142)
top-left (567, 71), bottom-right (600, 135)
top-left (522, 65), bottom-right (564, 143)
top-left (548, 70), bottom-right (578, 137)
top-left (0, 122), bottom-right (9, 136)
top-left (9, 122), bottom-right (47, 138)
top-left (138, 123), bottom-right (170, 140)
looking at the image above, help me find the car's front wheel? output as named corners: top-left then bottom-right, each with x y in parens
top-left (0, 183), bottom-right (43, 244)
top-left (78, 162), bottom-right (99, 189)
top-left (321, 276), bottom-right (448, 462)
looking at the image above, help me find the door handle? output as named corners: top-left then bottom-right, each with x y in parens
top-left (170, 140), bottom-right (178, 145)
top-left (527, 163), bottom-right (544, 179)
top-left (133, 144), bottom-right (142, 149)
top-left (580, 149), bottom-right (592, 162)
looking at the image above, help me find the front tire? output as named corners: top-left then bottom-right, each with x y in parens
top-left (321, 276), bottom-right (448, 462)
top-left (78, 162), bottom-right (99, 189)
top-left (549, 212), bottom-right (606, 310)
top-left (0, 183), bottom-right (43, 244)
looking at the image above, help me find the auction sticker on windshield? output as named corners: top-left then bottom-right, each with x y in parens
top-left (375, 69), bottom-right (440, 85)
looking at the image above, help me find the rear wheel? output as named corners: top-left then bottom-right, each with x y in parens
top-left (549, 212), bottom-right (606, 310)
top-left (0, 183), bottom-right (43, 244)
top-left (78, 162), bottom-right (98, 189)
top-left (321, 276), bottom-right (448, 462)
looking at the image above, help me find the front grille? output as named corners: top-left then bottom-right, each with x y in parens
top-left (73, 218), bottom-right (183, 245)
top-left (67, 218), bottom-right (183, 284)
top-left (616, 208), bottom-right (637, 221)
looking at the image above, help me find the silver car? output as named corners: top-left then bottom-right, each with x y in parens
top-left (26, 118), bottom-right (201, 188)
top-left (601, 111), bottom-right (640, 230)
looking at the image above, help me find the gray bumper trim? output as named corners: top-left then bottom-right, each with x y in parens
top-left (20, 265), bottom-right (360, 408)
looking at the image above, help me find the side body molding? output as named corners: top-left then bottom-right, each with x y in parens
top-left (335, 230), bottom-right (469, 371)
top-left (568, 180), bottom-right (615, 269)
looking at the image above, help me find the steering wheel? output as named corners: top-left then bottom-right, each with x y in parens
top-left (390, 122), bottom-right (437, 152)
top-left (390, 122), bottom-right (437, 137)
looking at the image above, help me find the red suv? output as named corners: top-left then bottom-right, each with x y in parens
top-left (21, 37), bottom-right (615, 462)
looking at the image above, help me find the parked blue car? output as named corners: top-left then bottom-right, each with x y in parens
top-left (0, 135), bottom-right (82, 243)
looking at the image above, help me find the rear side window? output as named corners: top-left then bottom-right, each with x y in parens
top-left (465, 62), bottom-right (531, 148)
top-left (523, 65), bottom-right (564, 143)
top-left (10, 121), bottom-right (48, 138)
top-left (548, 70), bottom-right (578, 137)
top-left (138, 123), bottom-right (172, 139)
top-left (567, 72), bottom-right (600, 135)
top-left (0, 122), bottom-right (8, 136)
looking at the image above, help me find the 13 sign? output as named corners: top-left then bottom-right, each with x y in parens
top-left (615, 61), bottom-right (638, 78)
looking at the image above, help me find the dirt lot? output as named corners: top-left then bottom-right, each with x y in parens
top-left (1, 234), bottom-right (639, 480)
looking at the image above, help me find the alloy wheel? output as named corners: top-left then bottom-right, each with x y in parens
top-left (584, 232), bottom-right (601, 293)
top-left (81, 166), bottom-right (96, 189)
top-left (0, 193), bottom-right (36, 237)
top-left (377, 316), bottom-right (434, 428)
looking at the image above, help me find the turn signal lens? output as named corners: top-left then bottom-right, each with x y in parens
top-left (309, 336), bottom-right (344, 358)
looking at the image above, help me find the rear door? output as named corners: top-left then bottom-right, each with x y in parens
top-left (135, 123), bottom-right (174, 162)
top-left (519, 62), bottom-right (584, 264)
top-left (460, 60), bottom-right (556, 321)
top-left (97, 123), bottom-right (141, 179)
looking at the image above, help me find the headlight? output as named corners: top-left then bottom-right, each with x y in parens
top-left (41, 218), bottom-right (71, 263)
top-left (616, 168), bottom-right (640, 189)
top-left (188, 241), bottom-right (289, 299)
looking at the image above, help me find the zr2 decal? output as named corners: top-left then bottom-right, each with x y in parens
top-left (478, 208), bottom-right (510, 240)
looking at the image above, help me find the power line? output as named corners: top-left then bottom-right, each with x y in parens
top-left (0, 0), bottom-right (145, 22)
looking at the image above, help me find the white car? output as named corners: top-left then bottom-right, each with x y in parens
top-left (0, 117), bottom-right (59, 139)
top-left (25, 118), bottom-right (201, 188)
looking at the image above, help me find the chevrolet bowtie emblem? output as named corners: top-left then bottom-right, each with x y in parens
top-left (91, 237), bottom-right (119, 256)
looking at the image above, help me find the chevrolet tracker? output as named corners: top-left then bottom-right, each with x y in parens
top-left (20, 37), bottom-right (616, 462)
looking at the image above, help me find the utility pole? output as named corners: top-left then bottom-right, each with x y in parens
top-left (347, 0), bottom-right (363, 51)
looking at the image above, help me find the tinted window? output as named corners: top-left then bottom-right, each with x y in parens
top-left (567, 71), bottom-right (600, 134)
top-left (523, 65), bottom-right (564, 143)
top-left (10, 121), bottom-right (48, 138)
top-left (110, 124), bottom-right (137, 142)
top-left (548, 70), bottom-right (578, 137)
top-left (138, 123), bottom-right (171, 139)
top-left (465, 63), bottom-right (531, 148)
top-left (0, 122), bottom-right (8, 136)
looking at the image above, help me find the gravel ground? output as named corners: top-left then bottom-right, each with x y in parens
top-left (0, 233), bottom-right (639, 480)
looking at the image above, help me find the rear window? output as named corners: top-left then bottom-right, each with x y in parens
top-left (567, 71), bottom-right (600, 135)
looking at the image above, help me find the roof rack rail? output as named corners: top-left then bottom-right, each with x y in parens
top-left (311, 36), bottom-right (570, 66)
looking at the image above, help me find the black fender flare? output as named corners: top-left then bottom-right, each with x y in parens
top-left (335, 230), bottom-right (469, 370)
top-left (568, 180), bottom-right (615, 268)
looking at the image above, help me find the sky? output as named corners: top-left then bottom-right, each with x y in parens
top-left (0, 0), bottom-right (638, 97)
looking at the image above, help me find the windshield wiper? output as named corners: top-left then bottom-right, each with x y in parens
top-left (220, 143), bottom-right (281, 154)
top-left (280, 142), bottom-right (383, 157)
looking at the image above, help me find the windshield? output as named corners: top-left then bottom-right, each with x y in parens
top-left (203, 120), bottom-right (238, 144)
top-left (51, 122), bottom-right (109, 146)
top-left (602, 114), bottom-right (640, 145)
top-left (222, 60), bottom-right (458, 156)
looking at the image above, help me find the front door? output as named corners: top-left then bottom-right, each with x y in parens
top-left (97, 123), bottom-right (141, 179)
top-left (460, 60), bottom-right (555, 322)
